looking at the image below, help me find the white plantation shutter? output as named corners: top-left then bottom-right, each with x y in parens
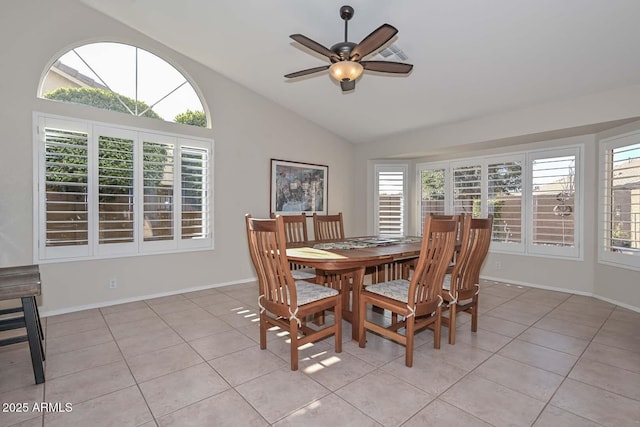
top-left (41, 119), bottom-right (90, 258)
top-left (375, 165), bottom-right (406, 236)
top-left (143, 138), bottom-right (175, 243)
top-left (600, 133), bottom-right (640, 269)
top-left (418, 165), bottom-right (446, 235)
top-left (529, 149), bottom-right (579, 257)
top-left (453, 164), bottom-right (481, 216)
top-left (96, 130), bottom-right (135, 250)
top-left (488, 159), bottom-right (523, 248)
top-left (181, 146), bottom-right (210, 241)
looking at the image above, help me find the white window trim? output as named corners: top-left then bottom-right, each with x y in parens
top-left (415, 144), bottom-right (583, 260)
top-left (598, 130), bottom-right (640, 271)
top-left (33, 112), bottom-right (214, 263)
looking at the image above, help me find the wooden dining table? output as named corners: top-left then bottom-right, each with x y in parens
top-left (286, 236), bottom-right (424, 341)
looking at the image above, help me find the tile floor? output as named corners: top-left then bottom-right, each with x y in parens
top-left (1, 280), bottom-right (639, 426)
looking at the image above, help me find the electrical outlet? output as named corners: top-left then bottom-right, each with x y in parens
top-left (495, 261), bottom-right (502, 270)
top-left (109, 278), bottom-right (118, 289)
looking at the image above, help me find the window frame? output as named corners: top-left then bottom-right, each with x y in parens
top-left (33, 112), bottom-right (214, 263)
top-left (415, 144), bottom-right (583, 260)
top-left (598, 130), bottom-right (640, 271)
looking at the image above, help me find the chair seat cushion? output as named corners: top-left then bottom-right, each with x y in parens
top-left (294, 280), bottom-right (339, 306)
top-left (364, 279), bottom-right (410, 303)
top-left (291, 267), bottom-right (317, 280)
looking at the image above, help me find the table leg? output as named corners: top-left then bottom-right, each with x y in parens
top-left (350, 267), bottom-right (365, 342)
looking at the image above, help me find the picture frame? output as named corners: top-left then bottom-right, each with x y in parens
top-left (270, 159), bottom-right (328, 216)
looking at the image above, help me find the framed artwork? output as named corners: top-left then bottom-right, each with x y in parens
top-left (270, 159), bottom-right (328, 216)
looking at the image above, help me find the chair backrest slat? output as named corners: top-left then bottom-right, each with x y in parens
top-left (409, 217), bottom-right (457, 314)
top-left (246, 215), bottom-right (298, 309)
top-left (313, 212), bottom-right (345, 242)
top-left (451, 215), bottom-right (493, 295)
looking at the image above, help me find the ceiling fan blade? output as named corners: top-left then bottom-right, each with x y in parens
top-left (340, 80), bottom-right (356, 92)
top-left (361, 61), bottom-right (413, 74)
top-left (349, 24), bottom-right (398, 61)
top-left (284, 65), bottom-right (330, 79)
top-left (290, 34), bottom-right (340, 61)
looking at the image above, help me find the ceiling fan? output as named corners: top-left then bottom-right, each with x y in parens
top-left (284, 5), bottom-right (413, 92)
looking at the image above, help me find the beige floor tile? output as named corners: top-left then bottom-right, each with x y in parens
top-left (45, 341), bottom-right (123, 379)
top-left (403, 399), bottom-right (492, 427)
top-left (551, 378), bottom-right (640, 427)
top-left (126, 342), bottom-right (204, 382)
top-left (581, 341), bottom-right (640, 373)
top-left (181, 288), bottom-right (222, 299)
top-left (485, 305), bottom-right (546, 326)
top-left (168, 317), bottom-right (234, 341)
top-left (45, 315), bottom-right (106, 339)
top-left (0, 346), bottom-right (41, 393)
top-left (235, 367), bottom-right (330, 424)
top-left (188, 293), bottom-right (237, 308)
top-left (517, 327), bottom-right (590, 356)
top-left (45, 308), bottom-right (102, 325)
top-left (477, 314), bottom-right (529, 337)
top-left (533, 405), bottom-right (603, 427)
top-left (202, 298), bottom-right (252, 316)
top-left (208, 346), bottom-right (287, 386)
top-left (452, 327), bottom-right (513, 352)
top-left (44, 385), bottom-right (153, 427)
top-left (380, 350), bottom-right (469, 395)
top-left (342, 333), bottom-right (408, 367)
top-left (474, 354), bottom-right (564, 401)
top-left (416, 340), bottom-right (493, 372)
top-left (441, 373), bottom-right (546, 426)
top-left (139, 363), bottom-right (229, 418)
top-left (144, 294), bottom-right (188, 306)
top-left (147, 299), bottom-right (198, 315)
top-left (99, 300), bottom-right (149, 315)
top-left (6, 416), bottom-right (45, 427)
top-left (568, 357), bottom-right (640, 400)
top-left (301, 350), bottom-right (376, 391)
top-left (335, 370), bottom-right (435, 426)
top-left (107, 317), bottom-right (169, 340)
top-left (45, 326), bottom-right (114, 356)
top-left (44, 360), bottom-right (134, 405)
top-left (272, 393), bottom-right (381, 427)
top-left (157, 389), bottom-right (268, 427)
top-left (533, 316), bottom-right (601, 340)
top-left (159, 306), bottom-right (215, 324)
top-left (115, 326), bottom-right (184, 358)
top-left (592, 328), bottom-right (640, 353)
top-left (498, 339), bottom-right (578, 376)
top-left (102, 306), bottom-right (159, 326)
top-left (0, 384), bottom-right (44, 426)
top-left (188, 329), bottom-right (256, 360)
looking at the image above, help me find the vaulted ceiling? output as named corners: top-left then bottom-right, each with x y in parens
top-left (80, 0), bottom-right (640, 143)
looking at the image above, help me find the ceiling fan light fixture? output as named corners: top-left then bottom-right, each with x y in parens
top-left (329, 60), bottom-right (363, 82)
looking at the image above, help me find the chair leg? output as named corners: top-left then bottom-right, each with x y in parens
top-left (290, 319), bottom-right (299, 371)
top-left (405, 316), bottom-right (415, 367)
top-left (448, 303), bottom-right (457, 345)
top-left (433, 307), bottom-right (442, 350)
top-left (471, 296), bottom-right (478, 332)
top-left (259, 313), bottom-right (267, 350)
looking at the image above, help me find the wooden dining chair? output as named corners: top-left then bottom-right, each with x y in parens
top-left (270, 213), bottom-right (317, 282)
top-left (358, 216), bottom-right (458, 367)
top-left (313, 212), bottom-right (345, 242)
top-left (245, 214), bottom-right (342, 371)
top-left (441, 215), bottom-right (493, 345)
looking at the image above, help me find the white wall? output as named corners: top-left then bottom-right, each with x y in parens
top-left (0, 0), bottom-right (355, 314)
top-left (354, 93), bottom-right (640, 311)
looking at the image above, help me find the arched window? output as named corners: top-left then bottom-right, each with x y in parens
top-left (40, 42), bottom-right (207, 127)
